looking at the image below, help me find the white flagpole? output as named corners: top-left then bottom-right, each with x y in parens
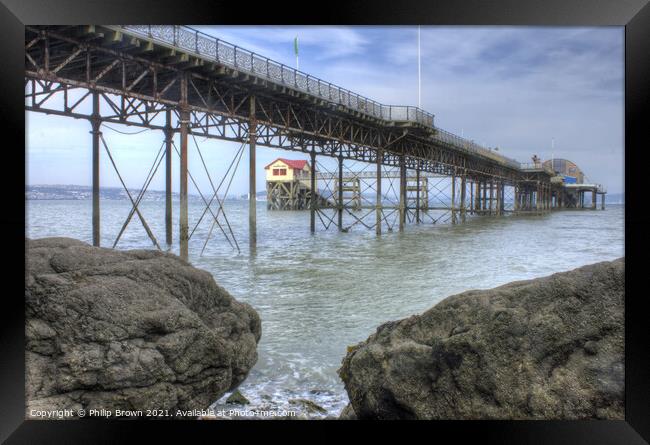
top-left (418, 26), bottom-right (421, 108)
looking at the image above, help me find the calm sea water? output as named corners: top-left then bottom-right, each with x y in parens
top-left (26, 199), bottom-right (624, 417)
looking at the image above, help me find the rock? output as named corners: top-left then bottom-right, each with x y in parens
top-left (339, 258), bottom-right (624, 420)
top-left (338, 403), bottom-right (357, 420)
top-left (288, 398), bottom-right (328, 415)
top-left (225, 390), bottom-right (250, 405)
top-left (25, 237), bottom-right (261, 417)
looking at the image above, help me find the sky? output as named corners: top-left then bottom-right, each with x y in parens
top-left (26, 26), bottom-right (624, 195)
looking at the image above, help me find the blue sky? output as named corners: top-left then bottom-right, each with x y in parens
top-left (26, 26), bottom-right (624, 194)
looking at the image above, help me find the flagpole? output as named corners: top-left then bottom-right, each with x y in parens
top-left (417, 26), bottom-right (421, 108)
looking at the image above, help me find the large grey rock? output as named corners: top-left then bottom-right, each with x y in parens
top-left (339, 258), bottom-right (624, 420)
top-left (25, 237), bottom-right (261, 417)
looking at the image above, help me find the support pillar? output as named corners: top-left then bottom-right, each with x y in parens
top-left (514, 183), bottom-right (520, 213)
top-left (415, 168), bottom-right (421, 224)
top-left (338, 155), bottom-right (344, 230)
top-left (179, 74), bottom-right (189, 261)
top-left (591, 189), bottom-right (597, 210)
top-left (489, 180), bottom-right (494, 216)
top-left (481, 181), bottom-right (487, 214)
top-left (496, 181), bottom-right (501, 216)
top-left (249, 96), bottom-right (257, 248)
top-left (451, 170), bottom-right (456, 224)
top-left (460, 173), bottom-right (466, 223)
top-left (91, 91), bottom-right (101, 247)
top-left (376, 149), bottom-right (382, 235)
top-left (469, 179), bottom-right (473, 214)
top-left (310, 150), bottom-right (317, 233)
top-left (164, 108), bottom-right (173, 247)
top-left (601, 194), bottom-right (605, 210)
top-left (399, 156), bottom-right (406, 232)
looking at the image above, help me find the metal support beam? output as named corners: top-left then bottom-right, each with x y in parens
top-left (470, 179), bottom-right (475, 214)
top-left (489, 180), bottom-right (494, 216)
top-left (591, 189), bottom-right (597, 210)
top-left (376, 149), bottom-right (382, 235)
top-left (179, 74), bottom-right (189, 261)
top-left (460, 173), bottom-right (466, 223)
top-left (91, 91), bottom-right (101, 247)
top-left (310, 150), bottom-right (316, 233)
top-left (399, 155), bottom-right (406, 232)
top-left (415, 168), bottom-right (421, 224)
top-left (338, 155), bottom-right (344, 230)
top-left (451, 170), bottom-right (456, 224)
top-left (249, 95), bottom-right (257, 248)
top-left (164, 108), bottom-right (173, 246)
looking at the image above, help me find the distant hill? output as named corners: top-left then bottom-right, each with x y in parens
top-left (26, 185), bottom-right (258, 201)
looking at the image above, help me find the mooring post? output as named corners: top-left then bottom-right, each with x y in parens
top-left (451, 169), bottom-right (456, 224)
top-left (399, 155), bottom-right (406, 232)
top-left (249, 95), bottom-right (257, 248)
top-left (179, 74), bottom-right (189, 261)
top-left (376, 149), bottom-right (382, 235)
top-left (415, 168), bottom-right (421, 224)
top-left (338, 154), bottom-right (344, 230)
top-left (91, 91), bottom-right (101, 247)
top-left (310, 149), bottom-right (316, 233)
top-left (460, 172), bottom-right (466, 222)
top-left (164, 108), bottom-right (173, 246)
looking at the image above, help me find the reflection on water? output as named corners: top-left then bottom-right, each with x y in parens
top-left (27, 199), bottom-right (624, 416)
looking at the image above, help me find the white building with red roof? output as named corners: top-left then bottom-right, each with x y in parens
top-left (264, 158), bottom-right (311, 182)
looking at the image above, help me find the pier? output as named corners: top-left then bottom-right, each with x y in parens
top-left (25, 25), bottom-right (606, 260)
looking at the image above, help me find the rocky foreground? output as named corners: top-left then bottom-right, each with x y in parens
top-left (25, 237), bottom-right (261, 417)
top-left (339, 258), bottom-right (624, 420)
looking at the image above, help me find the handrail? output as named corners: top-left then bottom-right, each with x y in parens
top-left (111, 24), bottom-right (522, 170)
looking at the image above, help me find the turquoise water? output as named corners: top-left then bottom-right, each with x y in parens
top-left (26, 199), bottom-right (624, 417)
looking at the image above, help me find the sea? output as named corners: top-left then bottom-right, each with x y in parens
top-left (26, 198), bottom-right (625, 418)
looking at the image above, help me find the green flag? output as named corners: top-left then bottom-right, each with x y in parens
top-left (294, 36), bottom-right (299, 57)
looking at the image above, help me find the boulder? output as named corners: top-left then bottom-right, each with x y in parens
top-left (339, 258), bottom-right (624, 419)
top-left (25, 237), bottom-right (261, 417)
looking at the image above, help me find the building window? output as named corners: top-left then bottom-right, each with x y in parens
top-left (279, 168), bottom-right (287, 176)
top-left (273, 168), bottom-right (280, 176)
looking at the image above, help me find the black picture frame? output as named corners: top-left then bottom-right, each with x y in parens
top-left (2, 0), bottom-right (648, 442)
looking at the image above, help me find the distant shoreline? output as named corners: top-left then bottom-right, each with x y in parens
top-left (26, 184), bottom-right (625, 205)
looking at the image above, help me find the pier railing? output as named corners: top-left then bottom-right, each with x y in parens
top-left (111, 25), bottom-right (522, 171)
top-left (113, 25), bottom-right (435, 127)
top-left (432, 128), bottom-right (521, 169)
